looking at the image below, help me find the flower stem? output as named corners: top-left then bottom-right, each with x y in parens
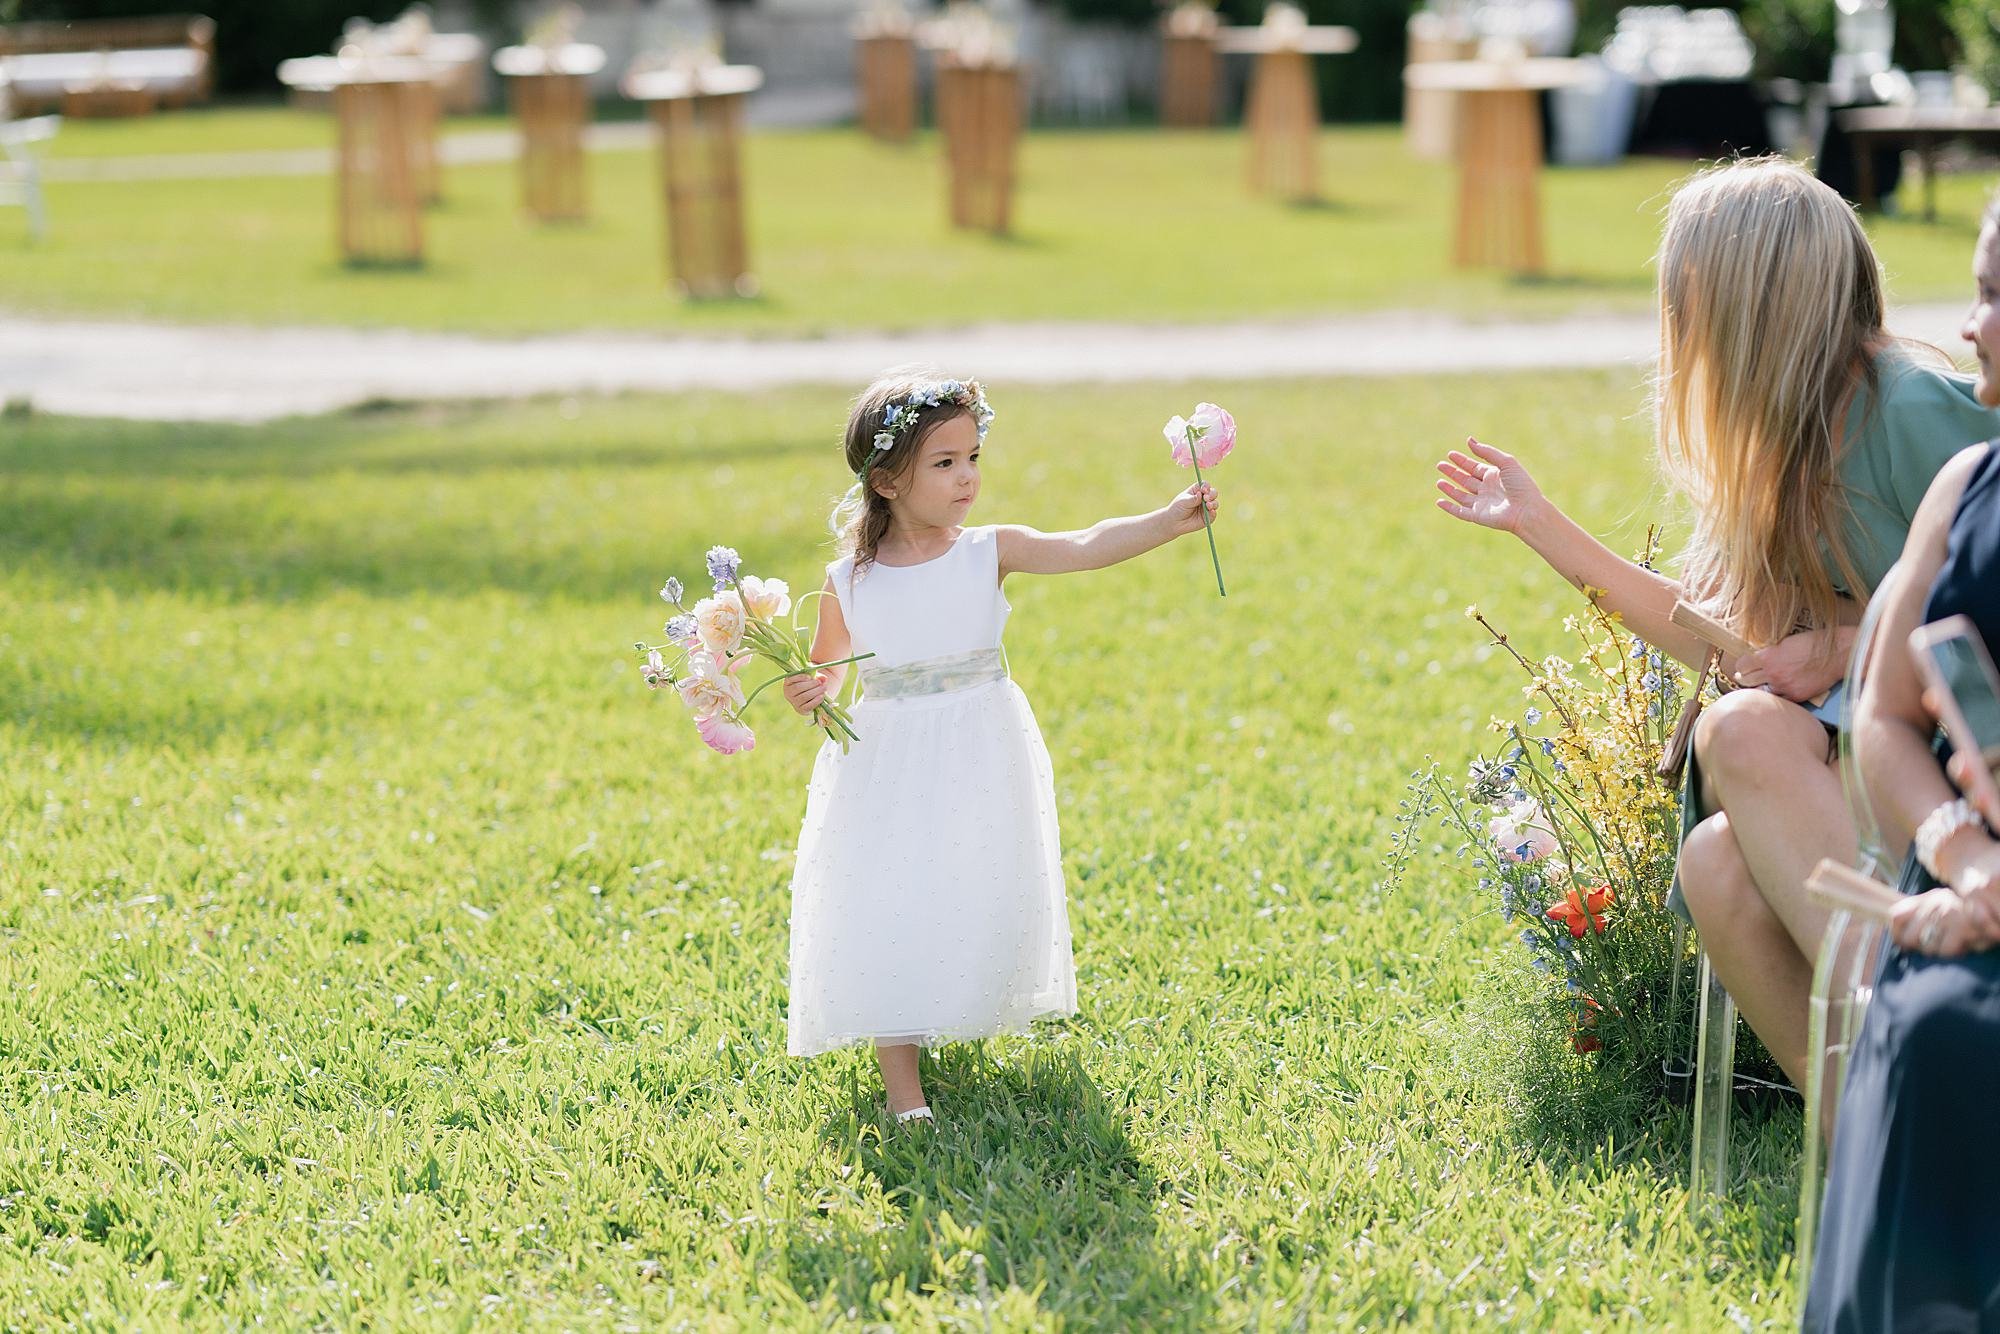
top-left (1189, 455), bottom-right (1225, 598)
top-left (739, 652), bottom-right (875, 711)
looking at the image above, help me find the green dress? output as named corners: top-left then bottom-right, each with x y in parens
top-left (1669, 350), bottom-right (2000, 918)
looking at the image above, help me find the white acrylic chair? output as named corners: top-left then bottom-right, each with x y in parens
top-left (1685, 565), bottom-right (1903, 1210)
top-left (1793, 563), bottom-right (1904, 1291)
top-left (0, 76), bottom-right (61, 243)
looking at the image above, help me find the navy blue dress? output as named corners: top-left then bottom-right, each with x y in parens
top-left (1806, 444), bottom-right (2000, 1332)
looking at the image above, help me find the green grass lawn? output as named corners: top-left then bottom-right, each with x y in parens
top-left (5, 118), bottom-right (1992, 335)
top-left (0, 372), bottom-right (1807, 1328)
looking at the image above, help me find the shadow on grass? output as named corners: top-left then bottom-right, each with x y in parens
top-left (1282, 196), bottom-right (1388, 219)
top-left (1505, 270), bottom-right (1656, 295)
top-left (0, 407), bottom-right (823, 480)
top-left (1515, 1093), bottom-right (1805, 1278)
top-left (0, 406), bottom-right (835, 600)
top-left (783, 1045), bottom-right (1209, 1328)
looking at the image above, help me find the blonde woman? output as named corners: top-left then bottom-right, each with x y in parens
top-left (1433, 158), bottom-right (2000, 1089)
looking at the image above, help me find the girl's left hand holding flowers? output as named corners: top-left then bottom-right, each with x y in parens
top-left (637, 547), bottom-right (872, 755)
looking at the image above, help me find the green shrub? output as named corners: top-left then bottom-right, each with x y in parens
top-left (1951, 0), bottom-right (2000, 94)
top-left (1736, 0), bottom-right (1837, 82)
top-left (9, 0), bottom-right (511, 96)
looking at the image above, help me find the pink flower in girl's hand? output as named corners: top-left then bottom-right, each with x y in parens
top-left (1161, 401), bottom-right (1233, 597)
top-left (696, 711), bottom-right (757, 755)
top-left (1165, 403), bottom-right (1236, 470)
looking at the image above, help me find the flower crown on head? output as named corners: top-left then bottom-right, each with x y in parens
top-left (855, 379), bottom-right (994, 484)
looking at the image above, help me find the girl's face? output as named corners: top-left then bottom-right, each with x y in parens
top-left (1963, 222), bottom-right (2000, 408)
top-left (880, 413), bottom-right (981, 527)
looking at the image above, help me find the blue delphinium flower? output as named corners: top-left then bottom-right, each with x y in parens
top-left (1540, 737), bottom-right (1556, 757)
top-left (1524, 707), bottom-right (1543, 726)
top-left (1641, 671), bottom-right (1662, 694)
top-left (665, 614), bottom-right (697, 643)
top-left (705, 545), bottom-right (741, 589)
top-left (659, 577), bottom-right (683, 606)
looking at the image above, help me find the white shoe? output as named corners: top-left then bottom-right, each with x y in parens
top-left (894, 1104), bottom-right (933, 1124)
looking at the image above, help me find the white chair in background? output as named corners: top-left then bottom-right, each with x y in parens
top-left (0, 77), bottom-right (60, 242)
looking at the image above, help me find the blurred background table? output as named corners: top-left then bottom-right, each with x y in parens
top-left (1404, 57), bottom-right (1591, 275)
top-left (1219, 16), bottom-right (1357, 201)
top-left (277, 55), bottom-right (435, 265)
top-left (1837, 106), bottom-right (2000, 221)
top-left (852, 18), bottom-right (917, 144)
top-left (626, 63), bottom-right (762, 299)
top-left (936, 50), bottom-right (1020, 234)
top-left (493, 42), bottom-right (605, 223)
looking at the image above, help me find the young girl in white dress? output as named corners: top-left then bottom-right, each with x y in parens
top-left (780, 367), bottom-right (1220, 1123)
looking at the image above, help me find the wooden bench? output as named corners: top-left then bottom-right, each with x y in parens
top-left (0, 15), bottom-right (215, 115)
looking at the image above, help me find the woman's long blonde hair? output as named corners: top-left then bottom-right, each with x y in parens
top-left (1655, 158), bottom-right (1888, 650)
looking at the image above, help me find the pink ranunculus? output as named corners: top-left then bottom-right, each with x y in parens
top-left (676, 652), bottom-right (746, 719)
top-left (1489, 798), bottom-right (1560, 865)
top-left (1166, 402), bottom-right (1236, 470)
top-left (696, 711), bottom-right (756, 755)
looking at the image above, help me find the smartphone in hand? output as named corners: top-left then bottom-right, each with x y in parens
top-left (1909, 615), bottom-right (2000, 826)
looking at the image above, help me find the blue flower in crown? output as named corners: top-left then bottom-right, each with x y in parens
top-left (860, 380), bottom-right (996, 484)
top-left (705, 545), bottom-right (741, 589)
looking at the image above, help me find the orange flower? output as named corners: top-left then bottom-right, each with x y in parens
top-left (1571, 994), bottom-right (1603, 1054)
top-left (1544, 884), bottom-right (1615, 939)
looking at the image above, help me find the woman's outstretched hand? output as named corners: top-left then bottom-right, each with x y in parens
top-left (1167, 482), bottom-right (1220, 537)
top-left (1435, 438), bottom-right (1546, 536)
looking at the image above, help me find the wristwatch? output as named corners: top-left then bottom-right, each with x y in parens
top-left (1915, 798), bottom-right (1988, 881)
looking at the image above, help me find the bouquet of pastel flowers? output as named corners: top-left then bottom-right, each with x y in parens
top-left (637, 546), bottom-right (870, 755)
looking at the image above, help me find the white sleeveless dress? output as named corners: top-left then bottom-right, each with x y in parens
top-left (786, 525), bottom-right (1077, 1057)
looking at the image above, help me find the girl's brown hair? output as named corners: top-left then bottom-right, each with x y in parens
top-left (831, 365), bottom-right (980, 573)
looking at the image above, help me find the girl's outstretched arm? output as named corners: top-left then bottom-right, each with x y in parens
top-left (997, 483), bottom-right (1217, 578)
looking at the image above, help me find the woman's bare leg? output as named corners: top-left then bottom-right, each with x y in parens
top-left (875, 1042), bottom-right (927, 1116)
top-left (1679, 812), bottom-right (1815, 1090)
top-left (1695, 690), bottom-right (1852, 957)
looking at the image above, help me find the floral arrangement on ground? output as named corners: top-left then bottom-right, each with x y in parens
top-left (1389, 556), bottom-right (1785, 1136)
